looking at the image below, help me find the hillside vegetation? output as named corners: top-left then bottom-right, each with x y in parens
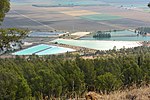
top-left (0, 46), bottom-right (150, 99)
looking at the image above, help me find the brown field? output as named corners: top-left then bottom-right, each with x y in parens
top-left (1, 3), bottom-right (150, 32)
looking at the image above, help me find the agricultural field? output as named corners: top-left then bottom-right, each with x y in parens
top-left (1, 0), bottom-right (150, 32)
top-left (79, 14), bottom-right (122, 21)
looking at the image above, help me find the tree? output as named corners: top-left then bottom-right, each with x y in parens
top-left (140, 54), bottom-right (150, 83)
top-left (0, 69), bottom-right (18, 100)
top-left (0, 0), bottom-right (10, 23)
top-left (148, 2), bottom-right (150, 8)
top-left (0, 28), bottom-right (29, 51)
top-left (96, 72), bottom-right (122, 93)
top-left (76, 58), bottom-right (96, 90)
top-left (0, 68), bottom-right (31, 100)
top-left (121, 59), bottom-right (144, 85)
top-left (63, 60), bottom-right (85, 97)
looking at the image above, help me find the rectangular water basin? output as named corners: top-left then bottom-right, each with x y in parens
top-left (12, 44), bottom-right (75, 55)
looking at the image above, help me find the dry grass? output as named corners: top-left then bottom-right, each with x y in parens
top-left (86, 85), bottom-right (150, 100)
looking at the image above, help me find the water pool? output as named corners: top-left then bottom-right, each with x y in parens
top-left (53, 39), bottom-right (142, 50)
top-left (36, 46), bottom-right (75, 55)
top-left (28, 32), bottom-right (64, 37)
top-left (12, 44), bottom-right (75, 55)
top-left (80, 30), bottom-right (150, 41)
top-left (109, 30), bottom-right (136, 36)
top-left (80, 36), bottom-right (150, 41)
top-left (12, 44), bottom-right (51, 55)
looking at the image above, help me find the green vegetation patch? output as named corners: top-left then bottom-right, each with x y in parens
top-left (0, 46), bottom-right (150, 99)
top-left (80, 14), bottom-right (123, 21)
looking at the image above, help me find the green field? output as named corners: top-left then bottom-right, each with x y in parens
top-left (80, 14), bottom-right (122, 21)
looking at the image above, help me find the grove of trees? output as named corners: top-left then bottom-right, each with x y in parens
top-left (136, 27), bottom-right (150, 33)
top-left (93, 31), bottom-right (111, 38)
top-left (0, 46), bottom-right (150, 99)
